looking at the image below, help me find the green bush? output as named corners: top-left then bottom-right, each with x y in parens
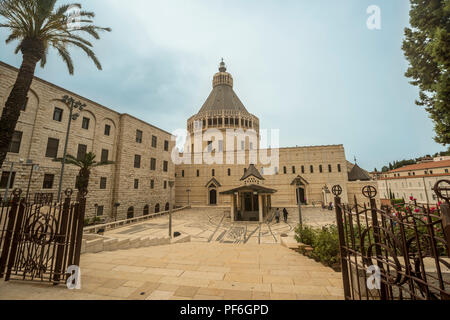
top-left (294, 225), bottom-right (317, 246)
top-left (310, 225), bottom-right (340, 268)
top-left (391, 199), bottom-right (405, 205)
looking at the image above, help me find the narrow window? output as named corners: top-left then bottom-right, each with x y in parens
top-left (96, 206), bottom-right (104, 216)
top-left (104, 124), bottom-right (111, 136)
top-left (0, 171), bottom-right (15, 189)
top-left (338, 164), bottom-right (342, 173)
top-left (8, 131), bottom-right (22, 154)
top-left (182, 170), bottom-right (185, 177)
top-left (101, 149), bottom-right (109, 162)
top-left (21, 97), bottom-right (29, 111)
top-left (77, 144), bottom-right (87, 160)
top-left (228, 168), bottom-right (231, 176)
top-left (81, 117), bottom-right (90, 130)
top-left (328, 165), bottom-right (332, 173)
top-left (319, 165), bottom-right (323, 173)
top-left (150, 180), bottom-right (154, 189)
top-left (292, 166), bottom-right (296, 174)
top-left (100, 177), bottom-right (107, 189)
top-left (163, 161), bottom-right (169, 172)
top-left (152, 135), bottom-right (157, 148)
top-left (45, 138), bottom-right (59, 158)
top-left (212, 169), bottom-right (215, 177)
top-left (164, 181), bottom-right (167, 189)
top-left (310, 165), bottom-right (314, 173)
top-left (197, 170), bottom-right (200, 177)
top-left (283, 166), bottom-right (287, 174)
top-left (136, 130), bottom-right (143, 143)
top-left (301, 166), bottom-right (305, 174)
top-left (53, 107), bottom-right (63, 122)
top-left (43, 174), bottom-right (55, 189)
top-left (134, 179), bottom-right (139, 189)
top-left (134, 155), bottom-right (141, 168)
top-left (150, 158), bottom-right (156, 171)
top-left (164, 140), bottom-right (169, 151)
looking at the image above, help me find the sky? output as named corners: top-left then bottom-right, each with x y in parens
top-left (0, 0), bottom-right (445, 171)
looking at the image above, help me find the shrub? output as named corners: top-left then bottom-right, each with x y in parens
top-left (294, 225), bottom-right (316, 246)
top-left (310, 225), bottom-right (340, 268)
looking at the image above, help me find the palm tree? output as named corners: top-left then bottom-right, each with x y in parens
top-left (54, 152), bottom-right (114, 197)
top-left (0, 0), bottom-right (111, 168)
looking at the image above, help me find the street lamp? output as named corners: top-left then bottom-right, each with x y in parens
top-left (2, 158), bottom-right (25, 204)
top-left (25, 162), bottom-right (40, 203)
top-left (57, 95), bottom-right (86, 203)
top-left (168, 181), bottom-right (175, 238)
top-left (296, 182), bottom-right (303, 229)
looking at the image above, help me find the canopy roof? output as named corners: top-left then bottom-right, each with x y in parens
top-left (241, 164), bottom-right (265, 181)
top-left (220, 184), bottom-right (277, 195)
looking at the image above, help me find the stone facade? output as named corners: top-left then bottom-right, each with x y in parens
top-left (0, 61), bottom-right (174, 221)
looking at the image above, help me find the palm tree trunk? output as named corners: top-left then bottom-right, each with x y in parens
top-left (0, 39), bottom-right (43, 168)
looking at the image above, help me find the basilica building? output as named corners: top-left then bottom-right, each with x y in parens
top-left (174, 61), bottom-right (377, 219)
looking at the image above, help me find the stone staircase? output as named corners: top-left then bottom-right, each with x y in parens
top-left (80, 233), bottom-right (191, 254)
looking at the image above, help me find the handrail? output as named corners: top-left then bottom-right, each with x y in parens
top-left (83, 206), bottom-right (191, 234)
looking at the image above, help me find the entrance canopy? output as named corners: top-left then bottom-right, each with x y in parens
top-left (220, 184), bottom-right (277, 222)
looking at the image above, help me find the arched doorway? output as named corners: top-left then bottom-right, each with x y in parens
top-left (209, 189), bottom-right (217, 205)
top-left (143, 205), bottom-right (149, 216)
top-left (127, 207), bottom-right (134, 219)
top-left (296, 187), bottom-right (306, 205)
top-left (165, 202), bottom-right (170, 211)
top-left (155, 203), bottom-right (160, 213)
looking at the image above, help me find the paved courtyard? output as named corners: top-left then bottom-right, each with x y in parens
top-left (0, 242), bottom-right (344, 300)
top-left (104, 206), bottom-right (337, 245)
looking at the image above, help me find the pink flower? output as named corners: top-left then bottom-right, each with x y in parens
top-left (438, 202), bottom-right (442, 206)
top-left (410, 196), bottom-right (414, 201)
top-left (414, 209), bottom-right (420, 213)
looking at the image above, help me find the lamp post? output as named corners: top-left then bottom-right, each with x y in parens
top-left (57, 95), bottom-right (86, 203)
top-left (2, 159), bottom-right (26, 203)
top-left (25, 163), bottom-right (40, 203)
top-left (169, 181), bottom-right (175, 238)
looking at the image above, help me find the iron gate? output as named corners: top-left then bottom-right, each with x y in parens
top-left (333, 181), bottom-right (450, 300)
top-left (0, 188), bottom-right (86, 284)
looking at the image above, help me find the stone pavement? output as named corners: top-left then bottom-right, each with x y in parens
top-left (0, 242), bottom-right (344, 300)
top-left (102, 206), bottom-right (336, 245)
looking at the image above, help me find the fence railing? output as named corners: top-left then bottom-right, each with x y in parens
top-left (333, 181), bottom-right (450, 300)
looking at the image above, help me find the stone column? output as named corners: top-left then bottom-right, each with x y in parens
top-left (258, 194), bottom-right (263, 223)
top-left (231, 194), bottom-right (235, 222)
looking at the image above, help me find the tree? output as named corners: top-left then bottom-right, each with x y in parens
top-left (0, 0), bottom-right (111, 168)
top-left (402, 0), bottom-right (450, 145)
top-left (54, 152), bottom-right (114, 197)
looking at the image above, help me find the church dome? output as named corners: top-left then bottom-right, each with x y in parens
top-left (197, 60), bottom-right (249, 115)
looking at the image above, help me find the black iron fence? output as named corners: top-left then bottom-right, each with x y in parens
top-left (0, 188), bottom-right (86, 284)
top-left (333, 181), bottom-right (450, 300)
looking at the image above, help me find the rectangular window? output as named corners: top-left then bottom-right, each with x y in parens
top-left (218, 140), bottom-right (223, 152)
top-left (207, 141), bottom-right (213, 153)
top-left (446, 169), bottom-right (449, 173)
top-left (8, 131), bottom-right (22, 154)
top-left (134, 179), bottom-right (139, 189)
top-left (100, 177), bottom-right (107, 189)
top-left (225, 118), bottom-right (229, 125)
top-left (101, 149), bottom-right (109, 162)
top-left (292, 166), bottom-right (296, 174)
top-left (96, 205), bottom-right (104, 217)
top-left (53, 107), bottom-right (63, 122)
top-left (228, 168), bottom-right (231, 176)
top-left (182, 170), bottom-right (185, 177)
top-left (150, 158), bottom-right (156, 171)
top-left (150, 180), bottom-right (154, 189)
top-left (310, 165), bottom-right (314, 173)
top-left (283, 166), bottom-right (287, 174)
top-left (241, 141), bottom-right (245, 151)
top-left (249, 142), bottom-right (253, 150)
top-left (77, 144), bottom-right (87, 160)
top-left (43, 174), bottom-right (55, 189)
top-left (45, 138), bottom-right (59, 158)
top-left (301, 166), bottom-right (305, 174)
top-left (163, 160), bottom-right (168, 172)
top-left (197, 170), bottom-right (200, 177)
top-left (319, 165), bottom-right (323, 173)
top-left (212, 169), bottom-right (215, 177)
top-left (0, 171), bottom-right (15, 189)
top-left (136, 130), bottom-right (143, 143)
top-left (164, 140), bottom-right (169, 151)
top-left (134, 155), bottom-right (141, 168)
top-left (164, 181), bottom-right (167, 189)
top-left (328, 165), bottom-right (332, 173)
top-left (338, 164), bottom-right (342, 172)
top-left (82, 117), bottom-right (90, 130)
top-left (152, 135), bottom-right (157, 148)
top-left (104, 124), bottom-right (111, 136)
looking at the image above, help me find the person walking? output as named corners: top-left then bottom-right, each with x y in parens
top-left (283, 208), bottom-right (289, 223)
top-left (275, 208), bottom-right (281, 223)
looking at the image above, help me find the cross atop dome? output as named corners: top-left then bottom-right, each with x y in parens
top-left (219, 58), bottom-right (227, 72)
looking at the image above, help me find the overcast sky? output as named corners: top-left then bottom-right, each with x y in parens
top-left (0, 0), bottom-right (444, 171)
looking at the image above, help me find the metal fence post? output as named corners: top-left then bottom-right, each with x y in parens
top-left (334, 196), bottom-right (351, 299)
top-left (0, 190), bottom-right (21, 278)
top-left (440, 201), bottom-right (450, 256)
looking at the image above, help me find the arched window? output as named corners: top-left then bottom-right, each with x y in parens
top-left (155, 204), bottom-right (160, 213)
top-left (143, 205), bottom-right (149, 216)
top-left (165, 202), bottom-right (170, 211)
top-left (127, 207), bottom-right (134, 219)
